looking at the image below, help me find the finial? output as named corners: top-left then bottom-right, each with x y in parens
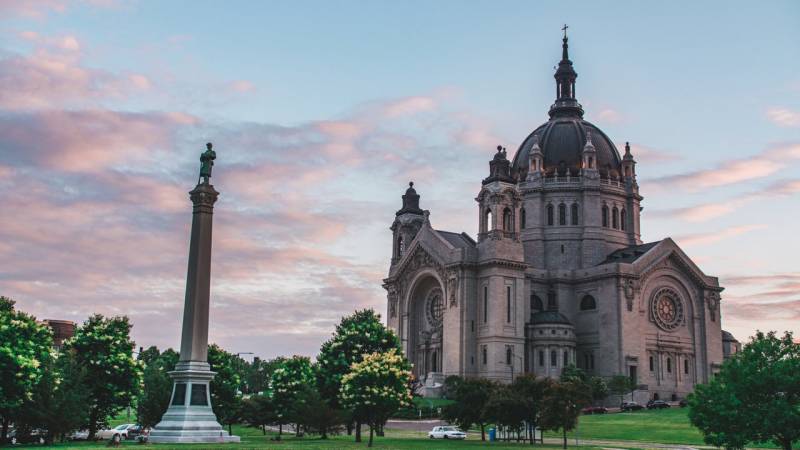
top-left (409, 181), bottom-right (414, 188)
top-left (496, 145), bottom-right (503, 153)
top-left (562, 23), bottom-right (568, 39)
top-left (625, 141), bottom-right (631, 154)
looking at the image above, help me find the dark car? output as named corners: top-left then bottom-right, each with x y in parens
top-left (581, 406), bottom-right (608, 415)
top-left (126, 424), bottom-right (144, 440)
top-left (647, 400), bottom-right (671, 409)
top-left (621, 401), bottom-right (644, 411)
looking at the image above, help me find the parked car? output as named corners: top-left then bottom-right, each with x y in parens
top-left (69, 430), bottom-right (90, 441)
top-left (581, 406), bottom-right (608, 415)
top-left (97, 424), bottom-right (133, 440)
top-left (125, 424), bottom-right (144, 440)
top-left (428, 426), bottom-right (467, 439)
top-left (647, 400), bottom-right (671, 409)
top-left (620, 401), bottom-right (644, 411)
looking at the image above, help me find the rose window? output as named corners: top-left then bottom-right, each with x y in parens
top-left (426, 289), bottom-right (444, 328)
top-left (650, 287), bottom-right (684, 331)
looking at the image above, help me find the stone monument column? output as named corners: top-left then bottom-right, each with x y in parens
top-left (149, 143), bottom-right (239, 443)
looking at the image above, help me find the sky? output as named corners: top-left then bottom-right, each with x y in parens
top-left (0, 0), bottom-right (798, 360)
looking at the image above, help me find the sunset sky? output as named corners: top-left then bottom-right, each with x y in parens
top-left (1, 0), bottom-right (798, 359)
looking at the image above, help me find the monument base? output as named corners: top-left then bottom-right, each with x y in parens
top-left (148, 362), bottom-right (240, 443)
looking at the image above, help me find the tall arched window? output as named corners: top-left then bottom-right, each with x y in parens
top-left (547, 291), bottom-right (557, 310)
top-left (667, 357), bottom-right (672, 373)
top-left (602, 205), bottom-right (609, 227)
top-left (502, 207), bottom-right (513, 232)
top-left (506, 346), bottom-right (512, 365)
top-left (620, 208), bottom-right (627, 231)
top-left (485, 208), bottom-right (493, 231)
top-left (563, 350), bottom-right (569, 366)
top-left (612, 207), bottom-right (619, 229)
top-left (558, 203), bottom-right (566, 225)
top-left (580, 295), bottom-right (597, 311)
top-left (571, 203), bottom-right (579, 225)
top-left (396, 236), bottom-right (404, 257)
top-left (520, 208), bottom-right (526, 229)
top-left (530, 294), bottom-right (543, 312)
top-left (550, 350), bottom-right (557, 367)
top-left (547, 204), bottom-right (554, 226)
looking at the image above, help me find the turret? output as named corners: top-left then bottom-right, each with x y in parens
top-left (622, 142), bottom-right (636, 179)
top-left (390, 182), bottom-right (425, 265)
top-left (581, 130), bottom-right (598, 177)
top-left (527, 135), bottom-right (544, 181)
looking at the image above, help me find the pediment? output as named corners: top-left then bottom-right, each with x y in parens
top-left (634, 238), bottom-right (720, 291)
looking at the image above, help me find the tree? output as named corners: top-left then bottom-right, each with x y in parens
top-left (240, 394), bottom-right (276, 435)
top-left (0, 297), bottom-right (53, 442)
top-left (295, 385), bottom-right (346, 439)
top-left (588, 376), bottom-right (609, 406)
top-left (688, 331), bottom-right (799, 450)
top-left (16, 350), bottom-right (89, 444)
top-left (511, 374), bottom-right (553, 443)
top-left (443, 377), bottom-right (496, 441)
top-left (608, 374), bottom-right (635, 407)
top-left (484, 385), bottom-right (528, 441)
top-left (269, 355), bottom-right (315, 439)
top-left (136, 347), bottom-right (179, 429)
top-left (340, 348), bottom-right (412, 447)
top-left (208, 344), bottom-right (244, 435)
top-left (316, 309), bottom-right (401, 440)
top-left (65, 314), bottom-right (142, 439)
top-left (539, 380), bottom-right (592, 449)
top-left (560, 364), bottom-right (587, 383)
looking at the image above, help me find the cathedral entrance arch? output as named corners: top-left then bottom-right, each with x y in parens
top-left (405, 273), bottom-right (445, 381)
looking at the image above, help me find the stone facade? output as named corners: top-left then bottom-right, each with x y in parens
top-left (383, 34), bottom-right (735, 402)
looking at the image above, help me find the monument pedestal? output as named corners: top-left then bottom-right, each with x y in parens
top-left (148, 362), bottom-right (240, 443)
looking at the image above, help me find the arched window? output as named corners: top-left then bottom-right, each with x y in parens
top-left (684, 359), bottom-right (689, 374)
top-left (667, 357), bottom-right (672, 373)
top-left (546, 204), bottom-right (554, 226)
top-left (550, 350), bottom-right (557, 367)
top-left (649, 356), bottom-right (654, 372)
top-left (506, 346), bottom-right (512, 365)
top-left (602, 205), bottom-right (609, 227)
top-left (482, 346), bottom-right (487, 365)
top-left (558, 203), bottom-right (566, 225)
top-left (539, 350), bottom-right (544, 367)
top-left (485, 209), bottom-right (493, 231)
top-left (580, 295), bottom-right (597, 311)
top-left (530, 294), bottom-right (543, 312)
top-left (563, 350), bottom-right (569, 366)
top-left (588, 156), bottom-right (594, 169)
top-left (502, 207), bottom-right (513, 232)
top-left (483, 286), bottom-right (488, 323)
top-left (431, 350), bottom-right (438, 372)
top-left (396, 236), bottom-right (404, 257)
top-left (620, 208), bottom-right (627, 231)
top-left (520, 208), bottom-right (526, 229)
top-left (547, 291), bottom-right (557, 310)
top-left (571, 203), bottom-right (579, 225)
top-left (612, 207), bottom-right (619, 229)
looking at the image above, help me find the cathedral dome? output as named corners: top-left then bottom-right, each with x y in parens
top-left (510, 31), bottom-right (622, 179)
top-left (512, 118), bottom-right (621, 178)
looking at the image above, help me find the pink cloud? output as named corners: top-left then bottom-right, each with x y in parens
top-left (673, 224), bottom-right (767, 247)
top-left (616, 142), bottom-right (682, 164)
top-left (595, 108), bottom-right (622, 124)
top-left (228, 80), bottom-right (255, 93)
top-left (767, 107), bottom-right (800, 127)
top-left (380, 96), bottom-right (437, 117)
top-left (0, 0), bottom-right (67, 18)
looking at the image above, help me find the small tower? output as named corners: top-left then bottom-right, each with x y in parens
top-left (622, 142), bottom-right (636, 179)
top-left (390, 182), bottom-right (425, 265)
top-left (527, 135), bottom-right (544, 181)
top-left (581, 130), bottom-right (598, 176)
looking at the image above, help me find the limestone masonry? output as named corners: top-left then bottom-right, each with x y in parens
top-left (383, 33), bottom-right (738, 402)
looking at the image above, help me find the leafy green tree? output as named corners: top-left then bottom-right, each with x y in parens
top-left (560, 364), bottom-right (587, 382)
top-left (608, 374), bottom-right (635, 407)
top-left (588, 376), bottom-right (609, 406)
top-left (240, 394), bottom-right (276, 435)
top-left (17, 350), bottom-right (89, 444)
top-left (269, 355), bottom-right (315, 439)
top-left (511, 374), bottom-right (553, 443)
top-left (689, 331), bottom-right (799, 450)
top-left (0, 297), bottom-right (53, 442)
top-left (295, 385), bottom-right (346, 439)
top-left (340, 348), bottom-right (412, 447)
top-left (317, 309), bottom-right (401, 440)
top-left (484, 384), bottom-right (528, 441)
top-left (540, 380), bottom-right (592, 449)
top-left (65, 314), bottom-right (142, 439)
top-left (443, 377), bottom-right (496, 441)
top-left (208, 344), bottom-right (245, 435)
top-left (136, 347), bottom-right (179, 429)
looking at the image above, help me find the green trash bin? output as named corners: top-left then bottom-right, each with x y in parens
top-left (488, 428), bottom-right (496, 442)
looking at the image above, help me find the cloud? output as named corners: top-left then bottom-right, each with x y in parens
top-left (645, 142), bottom-right (800, 191)
top-left (673, 224), bottom-right (767, 247)
top-left (0, 0), bottom-right (68, 18)
top-left (648, 178), bottom-right (800, 222)
top-left (767, 107), bottom-right (800, 127)
top-left (595, 108), bottom-right (622, 124)
top-left (228, 80), bottom-right (255, 93)
top-left (616, 142), bottom-right (682, 164)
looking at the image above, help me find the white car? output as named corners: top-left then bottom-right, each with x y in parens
top-left (428, 426), bottom-right (467, 439)
top-left (97, 424), bottom-right (132, 440)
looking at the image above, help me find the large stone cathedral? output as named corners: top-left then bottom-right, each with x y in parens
top-left (383, 33), bottom-right (737, 402)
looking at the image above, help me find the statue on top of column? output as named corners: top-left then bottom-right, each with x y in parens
top-left (199, 142), bottom-right (216, 184)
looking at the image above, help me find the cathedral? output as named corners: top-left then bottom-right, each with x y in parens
top-left (383, 33), bottom-right (737, 402)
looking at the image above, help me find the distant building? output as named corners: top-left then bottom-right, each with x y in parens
top-left (722, 330), bottom-right (741, 359)
top-left (383, 32), bottom-right (737, 402)
top-left (42, 319), bottom-right (76, 349)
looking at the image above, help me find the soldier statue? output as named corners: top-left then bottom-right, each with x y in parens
top-left (199, 142), bottom-right (216, 184)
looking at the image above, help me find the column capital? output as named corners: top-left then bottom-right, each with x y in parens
top-left (189, 183), bottom-right (219, 210)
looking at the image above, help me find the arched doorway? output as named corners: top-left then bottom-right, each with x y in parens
top-left (407, 275), bottom-right (444, 381)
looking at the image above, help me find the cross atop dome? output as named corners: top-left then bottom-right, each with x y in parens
top-left (550, 27), bottom-right (584, 118)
